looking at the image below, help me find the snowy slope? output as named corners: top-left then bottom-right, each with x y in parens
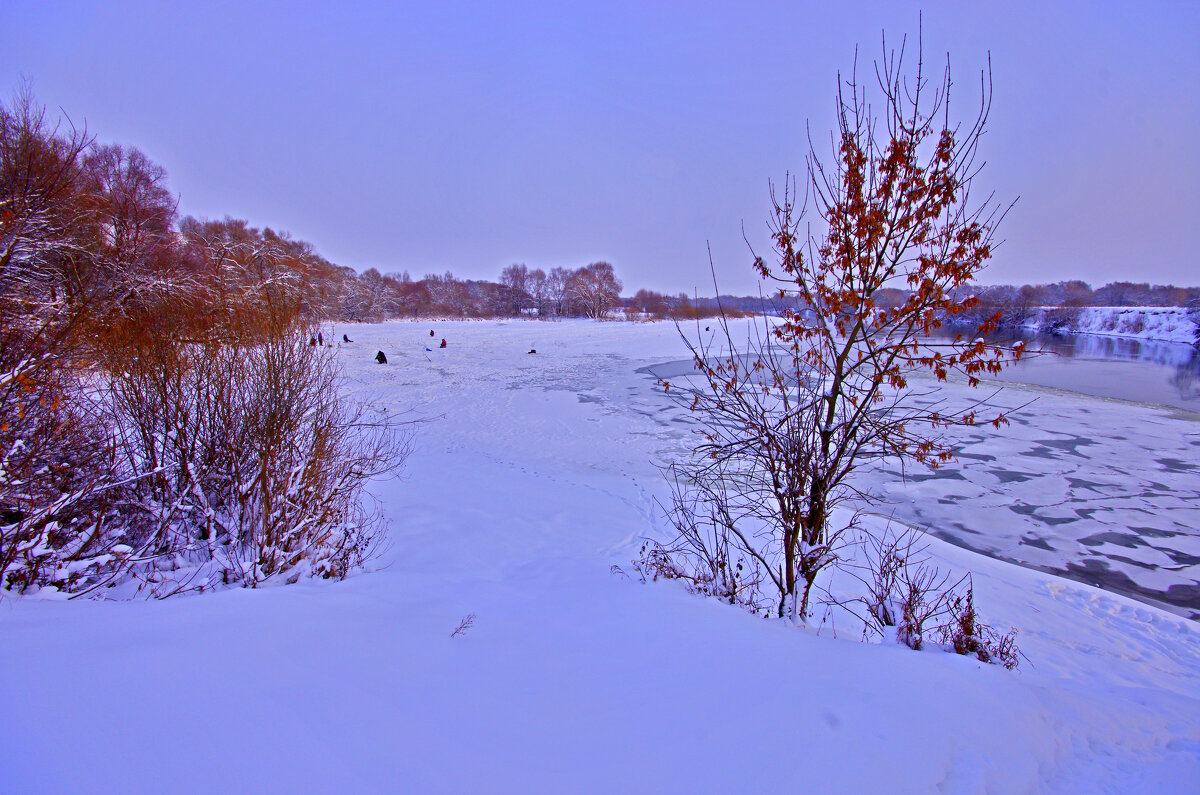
top-left (1029, 306), bottom-right (1198, 345)
top-left (1, 319), bottom-right (1197, 794)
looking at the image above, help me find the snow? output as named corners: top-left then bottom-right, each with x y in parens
top-left (1, 318), bottom-right (1197, 793)
top-left (1028, 306), bottom-right (1198, 345)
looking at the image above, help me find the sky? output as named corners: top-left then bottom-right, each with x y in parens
top-left (4, 0), bottom-right (1197, 295)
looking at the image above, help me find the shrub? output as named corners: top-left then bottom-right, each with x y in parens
top-left (629, 537), bottom-right (768, 615)
top-left (0, 88), bottom-right (411, 598)
top-left (2, 324), bottom-right (410, 597)
top-left (0, 331), bottom-right (129, 593)
top-left (102, 330), bottom-right (410, 595)
top-left (941, 583), bottom-right (1021, 670)
top-left (851, 529), bottom-right (1021, 668)
top-left (849, 528), bottom-right (963, 651)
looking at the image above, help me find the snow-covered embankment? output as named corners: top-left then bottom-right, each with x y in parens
top-left (1029, 306), bottom-right (1198, 345)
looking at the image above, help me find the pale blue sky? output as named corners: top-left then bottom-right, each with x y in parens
top-left (5, 1), bottom-right (1197, 294)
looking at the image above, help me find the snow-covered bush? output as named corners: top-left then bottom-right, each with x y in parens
top-left (852, 529), bottom-right (961, 651)
top-left (628, 536), bottom-right (767, 615)
top-left (2, 327), bottom-right (411, 598)
top-left (841, 528), bottom-right (1021, 668)
top-left (102, 331), bottom-right (410, 595)
top-left (0, 88), bottom-right (411, 598)
top-left (941, 583), bottom-right (1021, 670)
top-left (0, 333), bottom-right (131, 594)
top-left (0, 94), bottom-right (130, 593)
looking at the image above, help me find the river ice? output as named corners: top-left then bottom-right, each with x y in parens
top-left (872, 378), bottom-right (1200, 618)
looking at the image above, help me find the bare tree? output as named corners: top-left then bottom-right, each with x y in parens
top-left (0, 83), bottom-right (96, 312)
top-left (526, 267), bottom-right (549, 316)
top-left (0, 85), bottom-right (122, 593)
top-left (423, 271), bottom-right (469, 315)
top-left (566, 261), bottom-right (622, 318)
top-left (546, 266), bottom-right (571, 317)
top-left (656, 314), bottom-right (841, 619)
top-left (499, 263), bottom-right (527, 293)
top-left (499, 263), bottom-right (532, 315)
top-left (631, 288), bottom-right (671, 317)
top-left (83, 144), bottom-right (177, 272)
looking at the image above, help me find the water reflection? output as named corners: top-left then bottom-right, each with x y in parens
top-left (969, 332), bottom-right (1200, 410)
top-left (1017, 332), bottom-right (1197, 368)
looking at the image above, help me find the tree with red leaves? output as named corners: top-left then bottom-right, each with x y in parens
top-left (656, 32), bottom-right (1026, 622)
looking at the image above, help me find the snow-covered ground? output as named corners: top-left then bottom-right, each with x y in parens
top-left (1, 319), bottom-right (1197, 793)
top-left (1028, 306), bottom-right (1198, 345)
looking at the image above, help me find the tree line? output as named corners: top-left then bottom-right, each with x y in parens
top-left (0, 79), bottom-right (731, 340)
top-left (347, 261), bottom-right (625, 320)
top-left (11, 71), bottom-right (1182, 332)
top-left (350, 266), bottom-right (753, 321)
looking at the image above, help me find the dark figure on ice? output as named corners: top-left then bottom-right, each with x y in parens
top-left (430, 330), bottom-right (435, 337)
top-left (309, 337), bottom-right (317, 346)
top-left (440, 339), bottom-right (447, 348)
top-left (318, 332), bottom-right (323, 346)
top-left (343, 334), bottom-right (352, 343)
top-left (375, 350), bottom-right (387, 364)
top-left (528, 349), bottom-right (537, 354)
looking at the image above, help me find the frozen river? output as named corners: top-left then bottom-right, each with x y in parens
top-left (643, 332), bottom-right (1200, 619)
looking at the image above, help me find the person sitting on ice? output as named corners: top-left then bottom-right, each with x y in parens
top-left (343, 333), bottom-right (353, 343)
top-left (440, 338), bottom-right (447, 348)
top-left (430, 330), bottom-right (435, 337)
top-left (375, 350), bottom-right (387, 364)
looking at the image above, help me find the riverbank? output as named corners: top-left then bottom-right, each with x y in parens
top-left (1023, 306), bottom-right (1198, 345)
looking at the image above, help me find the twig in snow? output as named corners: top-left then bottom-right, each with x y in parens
top-left (450, 612), bottom-right (476, 638)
